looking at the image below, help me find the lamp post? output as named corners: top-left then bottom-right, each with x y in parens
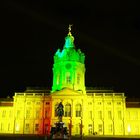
top-left (69, 117), bottom-right (72, 140)
top-left (80, 117), bottom-right (83, 140)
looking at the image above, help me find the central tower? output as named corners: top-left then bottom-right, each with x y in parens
top-left (52, 25), bottom-right (86, 94)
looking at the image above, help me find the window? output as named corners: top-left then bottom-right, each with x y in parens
top-left (108, 111), bottom-right (112, 119)
top-left (98, 111), bottom-right (102, 119)
top-left (35, 124), bottom-right (39, 131)
top-left (36, 102), bottom-right (40, 105)
top-left (25, 123), bottom-right (30, 132)
top-left (118, 124), bottom-right (123, 133)
top-left (57, 74), bottom-right (60, 85)
top-left (108, 124), bottom-right (113, 133)
top-left (118, 111), bottom-right (122, 120)
top-left (16, 110), bottom-right (20, 119)
top-left (2, 110), bottom-right (6, 118)
top-left (77, 73), bottom-right (80, 84)
top-left (66, 72), bottom-right (71, 84)
top-left (15, 124), bottom-right (20, 132)
top-left (88, 124), bottom-right (92, 134)
top-left (45, 110), bottom-right (49, 118)
top-left (27, 102), bottom-right (31, 105)
top-left (75, 124), bottom-right (80, 134)
top-left (46, 102), bottom-right (50, 105)
top-left (89, 111), bottom-right (92, 119)
top-left (8, 123), bottom-right (10, 131)
top-left (97, 102), bottom-right (102, 105)
top-left (98, 124), bottom-right (102, 133)
top-left (117, 102), bottom-right (121, 105)
top-left (64, 104), bottom-right (71, 117)
top-left (26, 110), bottom-right (30, 119)
top-left (35, 110), bottom-right (40, 119)
top-left (107, 102), bottom-right (111, 105)
top-left (88, 102), bottom-right (92, 105)
top-left (76, 104), bottom-right (81, 117)
top-left (0, 123), bottom-right (3, 131)
top-left (45, 124), bottom-right (49, 134)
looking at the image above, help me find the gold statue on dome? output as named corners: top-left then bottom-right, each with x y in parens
top-left (68, 24), bottom-right (73, 35)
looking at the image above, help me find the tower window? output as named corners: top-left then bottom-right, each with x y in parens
top-left (77, 73), bottom-right (80, 84)
top-left (66, 72), bottom-right (71, 84)
top-left (57, 74), bottom-right (60, 85)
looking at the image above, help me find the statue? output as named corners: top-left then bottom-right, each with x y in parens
top-left (56, 102), bottom-right (64, 122)
top-left (50, 102), bottom-right (68, 139)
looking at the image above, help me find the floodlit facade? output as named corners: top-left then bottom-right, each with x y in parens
top-left (0, 26), bottom-right (140, 136)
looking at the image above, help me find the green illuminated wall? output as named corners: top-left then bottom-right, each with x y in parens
top-left (52, 30), bottom-right (86, 94)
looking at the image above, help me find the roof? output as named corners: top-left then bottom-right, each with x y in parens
top-left (126, 97), bottom-right (140, 108)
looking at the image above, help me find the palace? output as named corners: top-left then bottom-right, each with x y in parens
top-left (0, 26), bottom-right (140, 136)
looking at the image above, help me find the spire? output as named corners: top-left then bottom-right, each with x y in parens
top-left (64, 24), bottom-right (75, 48)
top-left (68, 24), bottom-right (72, 36)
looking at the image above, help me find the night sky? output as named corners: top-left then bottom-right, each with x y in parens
top-left (1, 1), bottom-right (140, 98)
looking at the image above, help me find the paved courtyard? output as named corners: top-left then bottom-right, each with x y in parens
top-left (0, 135), bottom-right (140, 140)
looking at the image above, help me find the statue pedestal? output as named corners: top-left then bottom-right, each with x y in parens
top-left (50, 122), bottom-right (69, 139)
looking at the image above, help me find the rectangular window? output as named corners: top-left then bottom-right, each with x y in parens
top-left (108, 124), bottom-right (113, 133)
top-left (117, 102), bottom-right (121, 105)
top-left (25, 123), bottom-right (30, 132)
top-left (66, 72), bottom-right (71, 84)
top-left (75, 124), bottom-right (80, 134)
top-left (65, 104), bottom-right (71, 117)
top-left (107, 102), bottom-right (111, 105)
top-left (88, 124), bottom-right (92, 134)
top-left (76, 104), bottom-right (81, 117)
top-left (118, 111), bottom-right (122, 120)
top-left (57, 74), bottom-right (60, 85)
top-left (98, 111), bottom-right (102, 119)
top-left (35, 110), bottom-right (40, 119)
top-left (15, 124), bottom-right (20, 132)
top-left (45, 110), bottom-right (50, 118)
top-left (26, 110), bottom-right (30, 119)
top-left (98, 124), bottom-right (102, 133)
top-left (2, 110), bottom-right (6, 118)
top-left (17, 110), bottom-right (20, 119)
top-left (8, 123), bottom-right (10, 131)
top-left (89, 111), bottom-right (92, 119)
top-left (108, 111), bottom-right (112, 119)
top-left (77, 73), bottom-right (80, 84)
top-left (0, 123), bottom-right (3, 131)
top-left (76, 111), bottom-right (81, 117)
top-left (35, 124), bottom-right (39, 131)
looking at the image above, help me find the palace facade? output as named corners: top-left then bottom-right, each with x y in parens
top-left (0, 27), bottom-right (140, 136)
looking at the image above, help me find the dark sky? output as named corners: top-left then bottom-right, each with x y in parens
top-left (1, 0), bottom-right (140, 98)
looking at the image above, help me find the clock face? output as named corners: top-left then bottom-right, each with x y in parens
top-left (65, 63), bottom-right (71, 69)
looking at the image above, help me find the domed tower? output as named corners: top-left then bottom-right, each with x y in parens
top-left (52, 25), bottom-right (86, 94)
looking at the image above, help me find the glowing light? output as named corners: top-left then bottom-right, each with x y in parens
top-left (15, 124), bottom-right (20, 132)
top-left (127, 124), bottom-right (131, 133)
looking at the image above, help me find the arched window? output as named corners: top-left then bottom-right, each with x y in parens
top-left (66, 72), bottom-right (71, 84)
top-left (75, 104), bottom-right (82, 117)
top-left (64, 104), bottom-right (71, 117)
top-left (57, 74), bottom-right (60, 85)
